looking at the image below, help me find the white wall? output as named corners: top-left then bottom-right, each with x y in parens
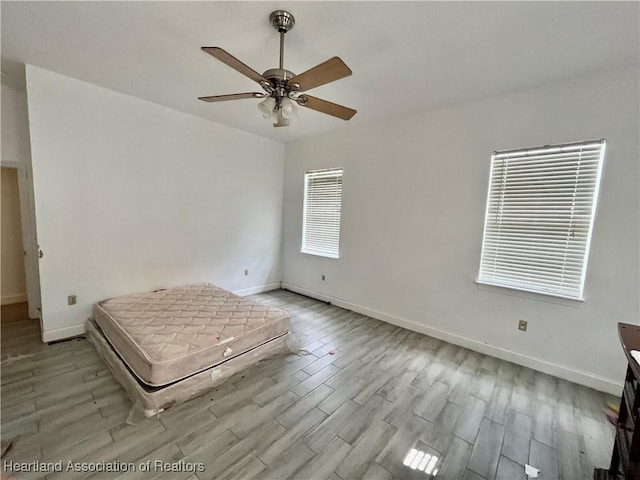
top-left (2, 83), bottom-right (32, 165)
top-left (1, 168), bottom-right (27, 304)
top-left (282, 66), bottom-right (640, 394)
top-left (25, 65), bottom-right (285, 342)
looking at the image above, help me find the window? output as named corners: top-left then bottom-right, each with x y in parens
top-left (478, 139), bottom-right (606, 300)
top-left (302, 168), bottom-right (343, 258)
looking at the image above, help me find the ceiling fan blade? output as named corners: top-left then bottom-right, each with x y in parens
top-left (299, 95), bottom-right (357, 120)
top-left (201, 47), bottom-right (267, 85)
top-left (198, 92), bottom-right (266, 103)
top-left (289, 57), bottom-right (352, 92)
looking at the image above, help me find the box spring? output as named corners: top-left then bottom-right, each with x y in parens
top-left (86, 319), bottom-right (298, 417)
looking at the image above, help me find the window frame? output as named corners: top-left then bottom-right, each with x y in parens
top-left (301, 168), bottom-right (344, 259)
top-left (477, 139), bottom-right (606, 301)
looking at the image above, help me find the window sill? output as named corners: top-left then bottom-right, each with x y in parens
top-left (475, 280), bottom-right (584, 306)
top-left (300, 249), bottom-right (340, 259)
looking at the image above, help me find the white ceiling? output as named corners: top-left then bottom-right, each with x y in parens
top-left (2, 1), bottom-right (638, 143)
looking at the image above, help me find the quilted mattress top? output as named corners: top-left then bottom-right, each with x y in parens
top-left (94, 284), bottom-right (290, 386)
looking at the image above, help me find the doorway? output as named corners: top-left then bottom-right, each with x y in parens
top-left (1, 165), bottom-right (40, 325)
top-left (1, 167), bottom-right (27, 307)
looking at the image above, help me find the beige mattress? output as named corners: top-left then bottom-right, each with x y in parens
top-left (94, 284), bottom-right (290, 386)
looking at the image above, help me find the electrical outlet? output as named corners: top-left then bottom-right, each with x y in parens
top-left (518, 320), bottom-right (528, 331)
top-left (68, 295), bottom-right (77, 306)
top-left (244, 269), bottom-right (248, 276)
top-left (321, 275), bottom-right (326, 281)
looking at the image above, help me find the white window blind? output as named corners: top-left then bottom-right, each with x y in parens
top-left (302, 168), bottom-right (343, 259)
top-left (478, 139), bottom-right (606, 300)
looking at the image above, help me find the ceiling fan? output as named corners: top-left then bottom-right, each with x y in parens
top-left (199, 10), bottom-right (357, 127)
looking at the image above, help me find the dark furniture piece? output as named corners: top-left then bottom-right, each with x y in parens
top-left (595, 323), bottom-right (640, 480)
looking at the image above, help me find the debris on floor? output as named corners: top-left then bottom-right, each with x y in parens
top-left (606, 410), bottom-right (618, 426)
top-left (328, 350), bottom-right (336, 355)
top-left (1, 440), bottom-right (13, 458)
top-left (606, 402), bottom-right (619, 426)
top-left (0, 353), bottom-right (36, 366)
top-left (525, 464), bottom-right (540, 478)
top-left (607, 402), bottom-right (619, 414)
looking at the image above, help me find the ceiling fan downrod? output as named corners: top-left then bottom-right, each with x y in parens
top-left (270, 10), bottom-right (295, 70)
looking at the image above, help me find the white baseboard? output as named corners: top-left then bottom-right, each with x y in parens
top-left (234, 282), bottom-right (282, 297)
top-left (281, 282), bottom-right (623, 396)
top-left (1, 293), bottom-right (28, 305)
top-left (42, 323), bottom-right (85, 343)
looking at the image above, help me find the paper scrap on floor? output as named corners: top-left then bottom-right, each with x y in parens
top-left (1, 440), bottom-right (12, 458)
top-left (525, 464), bottom-right (540, 478)
top-left (631, 349), bottom-right (640, 366)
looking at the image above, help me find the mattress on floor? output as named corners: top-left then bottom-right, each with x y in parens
top-left (94, 284), bottom-right (290, 386)
top-left (86, 318), bottom-right (299, 417)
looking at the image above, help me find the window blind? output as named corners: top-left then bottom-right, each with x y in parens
top-left (478, 139), bottom-right (606, 300)
top-left (302, 168), bottom-right (343, 258)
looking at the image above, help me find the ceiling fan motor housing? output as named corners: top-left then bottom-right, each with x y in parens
top-left (262, 68), bottom-right (295, 84)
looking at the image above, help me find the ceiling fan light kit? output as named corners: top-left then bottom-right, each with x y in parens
top-left (258, 97), bottom-right (276, 119)
top-left (198, 10), bottom-right (357, 127)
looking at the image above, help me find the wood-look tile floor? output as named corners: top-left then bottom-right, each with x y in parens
top-left (1, 290), bottom-right (616, 480)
